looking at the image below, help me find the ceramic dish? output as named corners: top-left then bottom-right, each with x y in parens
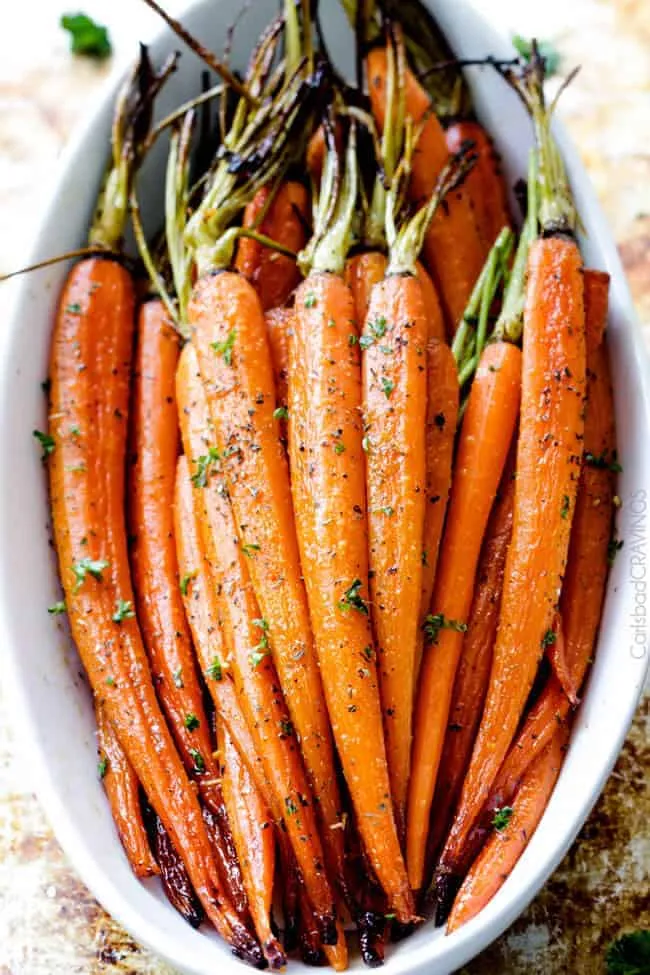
top-left (0, 1), bottom-right (648, 973)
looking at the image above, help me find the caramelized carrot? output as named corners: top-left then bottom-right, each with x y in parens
top-left (144, 803), bottom-right (204, 928)
top-left (407, 341), bottom-right (521, 891)
top-left (447, 725), bottom-right (568, 931)
top-left (235, 181), bottom-right (309, 311)
top-left (362, 271), bottom-right (428, 837)
top-left (264, 306), bottom-right (293, 415)
top-left (175, 350), bottom-right (338, 945)
top-left (345, 251), bottom-right (387, 322)
top-left (446, 121), bottom-right (511, 247)
top-left (48, 258), bottom-right (260, 963)
top-left (367, 48), bottom-right (487, 330)
top-left (425, 466), bottom-right (515, 873)
top-left (219, 716), bottom-right (285, 969)
top-left (583, 268), bottom-right (610, 351)
top-left (96, 700), bottom-right (157, 878)
top-left (290, 271), bottom-right (414, 922)
top-left (188, 272), bottom-right (346, 908)
top-left (436, 237), bottom-right (586, 904)
top-left (419, 339), bottom-right (459, 631)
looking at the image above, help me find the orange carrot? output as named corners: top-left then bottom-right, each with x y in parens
top-left (447, 725), bottom-right (568, 931)
top-left (446, 120), bottom-right (511, 247)
top-left (362, 271), bottom-right (428, 836)
top-left (290, 270), bottom-right (414, 922)
top-left (96, 700), bottom-right (158, 878)
top-left (583, 268), bottom-right (610, 351)
top-left (144, 803), bottom-right (204, 928)
top-left (175, 351), bottom-right (339, 946)
top-left (264, 306), bottom-right (293, 415)
top-left (188, 272), bottom-right (346, 908)
top-left (48, 258), bottom-right (261, 963)
top-left (219, 716), bottom-right (285, 970)
top-left (436, 235), bottom-right (586, 903)
top-left (235, 181), bottom-right (309, 311)
top-left (407, 341), bottom-right (521, 890)
top-left (425, 464), bottom-right (515, 873)
top-left (367, 47), bottom-right (487, 330)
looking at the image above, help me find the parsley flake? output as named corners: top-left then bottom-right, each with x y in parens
top-left (33, 429), bottom-right (55, 460)
top-left (61, 13), bottom-right (112, 58)
top-left (241, 542), bottom-right (261, 558)
top-left (189, 748), bottom-right (205, 772)
top-left (71, 557), bottom-right (109, 592)
top-left (304, 292), bottom-right (317, 309)
top-left (338, 579), bottom-right (368, 615)
top-left (180, 571), bottom-right (196, 597)
top-left (98, 755), bottom-right (108, 778)
top-left (541, 629), bottom-right (557, 649)
top-left (207, 657), bottom-right (223, 681)
top-left (112, 599), bottom-right (135, 624)
top-left (492, 806), bottom-right (514, 832)
top-left (211, 329), bottom-right (236, 366)
top-left (191, 447), bottom-right (221, 488)
top-left (423, 613), bottom-right (467, 645)
top-left (184, 713), bottom-right (200, 731)
top-left (381, 376), bottom-right (395, 399)
top-left (273, 406), bottom-right (289, 420)
top-left (48, 601), bottom-right (66, 616)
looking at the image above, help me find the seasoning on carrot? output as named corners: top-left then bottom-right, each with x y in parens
top-left (446, 121), bottom-right (512, 248)
top-left (433, 50), bottom-right (587, 916)
top-left (290, 117), bottom-right (415, 922)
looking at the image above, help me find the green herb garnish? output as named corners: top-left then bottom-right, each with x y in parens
top-left (338, 579), bottom-right (368, 615)
top-left (189, 748), bottom-right (205, 773)
top-left (211, 329), bottom-right (236, 366)
top-left (184, 713), bottom-right (200, 732)
top-left (541, 629), bottom-right (557, 649)
top-left (273, 406), bottom-right (289, 420)
top-left (33, 430), bottom-right (55, 460)
top-left (381, 376), bottom-right (395, 399)
top-left (71, 557), bottom-right (109, 592)
top-left (191, 447), bottom-right (221, 488)
top-left (492, 806), bottom-right (514, 832)
top-left (61, 13), bottom-right (112, 58)
top-left (48, 601), bottom-right (66, 615)
top-left (423, 613), bottom-right (467, 645)
top-left (207, 657), bottom-right (223, 681)
top-left (112, 599), bottom-right (135, 624)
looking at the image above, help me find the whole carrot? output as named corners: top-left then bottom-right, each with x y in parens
top-left (434, 54), bottom-right (587, 912)
top-left (447, 725), bottom-right (568, 931)
top-left (290, 122), bottom-right (414, 922)
top-left (175, 353), bottom-right (339, 946)
top-left (407, 340), bottom-right (521, 890)
top-left (143, 803), bottom-right (204, 929)
top-left (264, 306), bottom-right (293, 418)
top-left (367, 46), bottom-right (487, 331)
top-left (96, 701), bottom-right (158, 879)
top-left (235, 181), bottom-right (309, 311)
top-left (446, 120), bottom-right (511, 247)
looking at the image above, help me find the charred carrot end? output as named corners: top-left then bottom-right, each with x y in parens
top-left (96, 701), bottom-right (158, 879)
top-left (407, 340), bottom-right (521, 891)
top-left (447, 726), bottom-right (568, 932)
top-left (446, 120), bottom-right (511, 247)
top-left (143, 803), bottom-right (204, 928)
top-left (235, 181), bottom-right (309, 311)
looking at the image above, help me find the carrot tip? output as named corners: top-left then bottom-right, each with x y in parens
top-left (431, 870), bottom-right (462, 927)
top-left (357, 911), bottom-right (386, 968)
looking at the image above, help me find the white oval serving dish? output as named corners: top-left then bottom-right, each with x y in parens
top-left (0, 1), bottom-right (648, 973)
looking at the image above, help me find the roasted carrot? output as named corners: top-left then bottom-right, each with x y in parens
top-left (219, 716), bottom-right (285, 970)
top-left (544, 614), bottom-right (578, 703)
top-left (345, 251), bottom-right (387, 322)
top-left (128, 298), bottom-right (226, 811)
top-left (367, 47), bottom-right (487, 330)
top-left (407, 340), bottom-right (521, 891)
top-left (419, 339), bottom-right (459, 633)
top-left (174, 354), bottom-right (339, 946)
top-left (424, 463), bottom-right (515, 878)
top-left (287, 120), bottom-right (414, 921)
top-left (434, 61), bottom-right (587, 913)
top-left (446, 121), bottom-right (511, 247)
top-left (264, 306), bottom-right (293, 416)
top-left (96, 701), bottom-right (158, 878)
top-left (235, 181), bottom-right (309, 311)
top-left (583, 268), bottom-right (610, 352)
top-left (447, 725), bottom-right (568, 932)
top-left (143, 803), bottom-right (204, 928)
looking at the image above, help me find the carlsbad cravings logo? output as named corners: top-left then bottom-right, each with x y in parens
top-left (628, 488), bottom-right (648, 660)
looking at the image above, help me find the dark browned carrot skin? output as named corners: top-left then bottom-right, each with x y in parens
top-left (128, 298), bottom-right (225, 810)
top-left (96, 700), bottom-right (158, 878)
top-left (175, 351), bottom-right (338, 945)
top-left (235, 181), bottom-right (310, 311)
top-left (143, 803), bottom-right (204, 928)
top-left (424, 464), bottom-right (515, 882)
top-left (446, 121), bottom-right (511, 247)
top-left (48, 258), bottom-right (261, 964)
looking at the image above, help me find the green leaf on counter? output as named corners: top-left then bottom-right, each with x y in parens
top-left (61, 13), bottom-right (112, 59)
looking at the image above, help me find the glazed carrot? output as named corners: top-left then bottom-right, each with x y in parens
top-left (425, 465), bottom-right (515, 873)
top-left (583, 268), bottom-right (610, 352)
top-left (362, 271), bottom-right (428, 836)
top-left (264, 306), bottom-right (293, 414)
top-left (144, 803), bottom-right (204, 928)
top-left (447, 725), bottom-right (568, 932)
top-left (419, 339), bottom-right (459, 632)
top-left (367, 47), bottom-right (487, 330)
top-left (235, 181), bottom-right (309, 311)
top-left (128, 298), bottom-right (225, 809)
top-left (435, 65), bottom-right (588, 904)
top-left (416, 261), bottom-right (447, 343)
top-left (219, 716), bottom-right (285, 970)
top-left (188, 273), bottom-right (346, 908)
top-left (289, 124), bottom-right (414, 921)
top-left (345, 251), bottom-right (387, 322)
top-left (544, 614), bottom-right (578, 703)
top-left (48, 258), bottom-right (260, 964)
top-left (407, 341), bottom-right (521, 890)
top-left (446, 121), bottom-right (511, 247)
top-left (96, 701), bottom-right (158, 879)
top-left (174, 355), bottom-right (339, 946)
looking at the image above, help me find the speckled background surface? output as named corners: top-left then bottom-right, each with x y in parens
top-left (0, 1), bottom-right (648, 973)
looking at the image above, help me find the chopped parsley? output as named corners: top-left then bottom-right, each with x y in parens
top-left (279, 719), bottom-right (293, 736)
top-left (184, 713), bottom-right (200, 731)
top-left (61, 13), bottom-right (112, 58)
top-left (423, 613), bottom-right (467, 645)
top-left (273, 406), bottom-right (289, 420)
top-left (249, 619), bottom-right (270, 667)
top-left (173, 667), bottom-right (184, 689)
top-left (189, 748), bottom-right (205, 772)
top-left (105, 676), bottom-right (115, 687)
top-left (541, 629), bottom-right (557, 649)
top-left (304, 291), bottom-right (317, 309)
top-left (207, 657), bottom-right (223, 681)
top-left (348, 333), bottom-right (358, 347)
top-left (112, 599), bottom-right (135, 624)
top-left (585, 450), bottom-right (623, 473)
top-left (33, 429), bottom-right (55, 460)
top-left (359, 316), bottom-right (388, 350)
top-left (211, 329), bottom-right (236, 365)
top-left (48, 601), bottom-right (66, 615)
top-left (378, 505), bottom-right (394, 517)
top-left (191, 447), bottom-right (221, 488)
top-left (492, 806), bottom-right (514, 832)
top-left (334, 442), bottom-right (346, 455)
top-left (285, 796), bottom-right (298, 816)
top-left (66, 302), bottom-right (82, 314)
top-left (98, 755), bottom-right (108, 778)
top-left (241, 542), bottom-right (261, 558)
top-left (337, 579), bottom-right (368, 615)
top-left (606, 930), bottom-right (650, 974)
top-left (249, 649), bottom-right (270, 668)
top-left (179, 571), bottom-right (196, 597)
top-left (560, 494), bottom-right (570, 519)
top-left (71, 557), bottom-right (109, 592)
top-left (381, 376), bottom-right (395, 399)
top-left (361, 435), bottom-right (370, 453)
